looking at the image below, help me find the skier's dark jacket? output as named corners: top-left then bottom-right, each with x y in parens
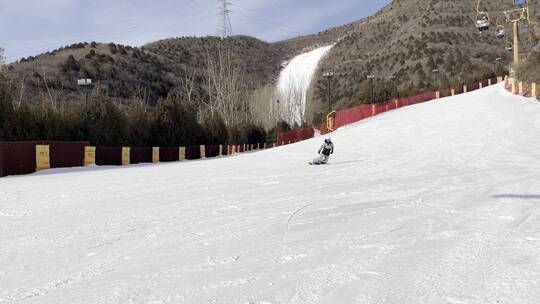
top-left (318, 142), bottom-right (334, 156)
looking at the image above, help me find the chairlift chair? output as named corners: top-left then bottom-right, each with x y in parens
top-left (476, 14), bottom-right (491, 32)
top-left (475, 1), bottom-right (490, 32)
top-left (495, 26), bottom-right (506, 38)
top-left (505, 40), bottom-right (514, 52)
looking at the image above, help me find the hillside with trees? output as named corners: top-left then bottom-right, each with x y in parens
top-left (308, 0), bottom-right (539, 121)
top-left (1, 0), bottom-right (539, 144)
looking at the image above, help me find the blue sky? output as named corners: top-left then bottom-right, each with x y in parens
top-left (0, 0), bottom-right (391, 63)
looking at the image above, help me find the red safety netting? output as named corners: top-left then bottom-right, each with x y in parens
top-left (130, 147), bottom-right (152, 164)
top-left (469, 82), bottom-right (480, 92)
top-left (523, 82), bottom-right (532, 98)
top-left (95, 146), bottom-right (122, 166)
top-left (277, 128), bottom-right (315, 145)
top-left (333, 104), bottom-right (373, 129)
top-left (204, 145), bottom-right (221, 158)
top-left (0, 141), bottom-right (90, 177)
top-left (159, 147), bottom-right (179, 162)
top-left (0, 141), bottom-right (38, 177)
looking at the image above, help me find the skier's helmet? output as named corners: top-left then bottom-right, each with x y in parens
top-left (325, 137), bottom-right (332, 144)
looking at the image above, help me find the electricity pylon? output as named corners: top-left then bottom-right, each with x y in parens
top-left (218, 0), bottom-right (233, 39)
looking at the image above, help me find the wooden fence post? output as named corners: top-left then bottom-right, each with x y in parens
top-left (451, 88), bottom-right (455, 96)
top-left (179, 147), bottom-right (186, 160)
top-left (35, 145), bottom-right (50, 170)
top-left (122, 147), bottom-right (130, 166)
top-left (152, 147), bottom-right (160, 163)
top-left (84, 146), bottom-right (96, 166)
top-left (200, 145), bottom-right (206, 158)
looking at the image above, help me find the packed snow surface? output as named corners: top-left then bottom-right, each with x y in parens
top-left (276, 45), bottom-right (333, 126)
top-left (2, 84), bottom-right (540, 303)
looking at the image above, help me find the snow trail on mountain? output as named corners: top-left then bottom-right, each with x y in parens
top-left (275, 45), bottom-right (333, 126)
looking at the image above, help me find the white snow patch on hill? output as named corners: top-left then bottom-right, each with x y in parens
top-left (275, 45), bottom-right (333, 126)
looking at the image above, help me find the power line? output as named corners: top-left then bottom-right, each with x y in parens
top-left (218, 0), bottom-right (233, 38)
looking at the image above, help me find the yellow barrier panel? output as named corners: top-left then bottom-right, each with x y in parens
top-left (152, 147), bottom-right (160, 163)
top-left (200, 145), bottom-right (206, 158)
top-left (179, 147), bottom-right (186, 160)
top-left (532, 83), bottom-right (537, 98)
top-left (35, 145), bottom-right (50, 170)
top-left (519, 82), bottom-right (524, 96)
top-left (497, 76), bottom-right (503, 83)
top-left (122, 147), bottom-right (130, 166)
top-left (451, 89), bottom-right (455, 96)
top-left (463, 85), bottom-right (468, 93)
top-left (435, 91), bottom-right (440, 99)
top-left (479, 82), bottom-right (483, 89)
top-left (512, 79), bottom-right (516, 94)
top-left (84, 146), bottom-right (96, 166)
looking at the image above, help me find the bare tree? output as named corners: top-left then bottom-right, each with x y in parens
top-left (39, 68), bottom-right (64, 109)
top-left (275, 76), bottom-right (305, 128)
top-left (202, 48), bottom-right (252, 127)
top-left (181, 69), bottom-right (197, 104)
top-left (250, 85), bottom-right (277, 129)
top-left (16, 74), bottom-right (27, 109)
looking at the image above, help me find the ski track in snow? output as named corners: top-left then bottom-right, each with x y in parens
top-left (1, 84), bottom-right (540, 303)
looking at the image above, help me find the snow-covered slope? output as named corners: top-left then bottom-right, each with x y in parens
top-left (2, 84), bottom-right (540, 303)
top-left (276, 45), bottom-right (333, 126)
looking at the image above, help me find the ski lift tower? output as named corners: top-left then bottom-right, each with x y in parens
top-left (476, 0), bottom-right (531, 65)
top-left (505, 1), bottom-right (530, 65)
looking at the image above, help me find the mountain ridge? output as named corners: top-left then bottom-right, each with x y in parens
top-left (2, 0), bottom-right (538, 125)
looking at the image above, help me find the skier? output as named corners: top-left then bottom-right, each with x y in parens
top-left (310, 137), bottom-right (334, 165)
